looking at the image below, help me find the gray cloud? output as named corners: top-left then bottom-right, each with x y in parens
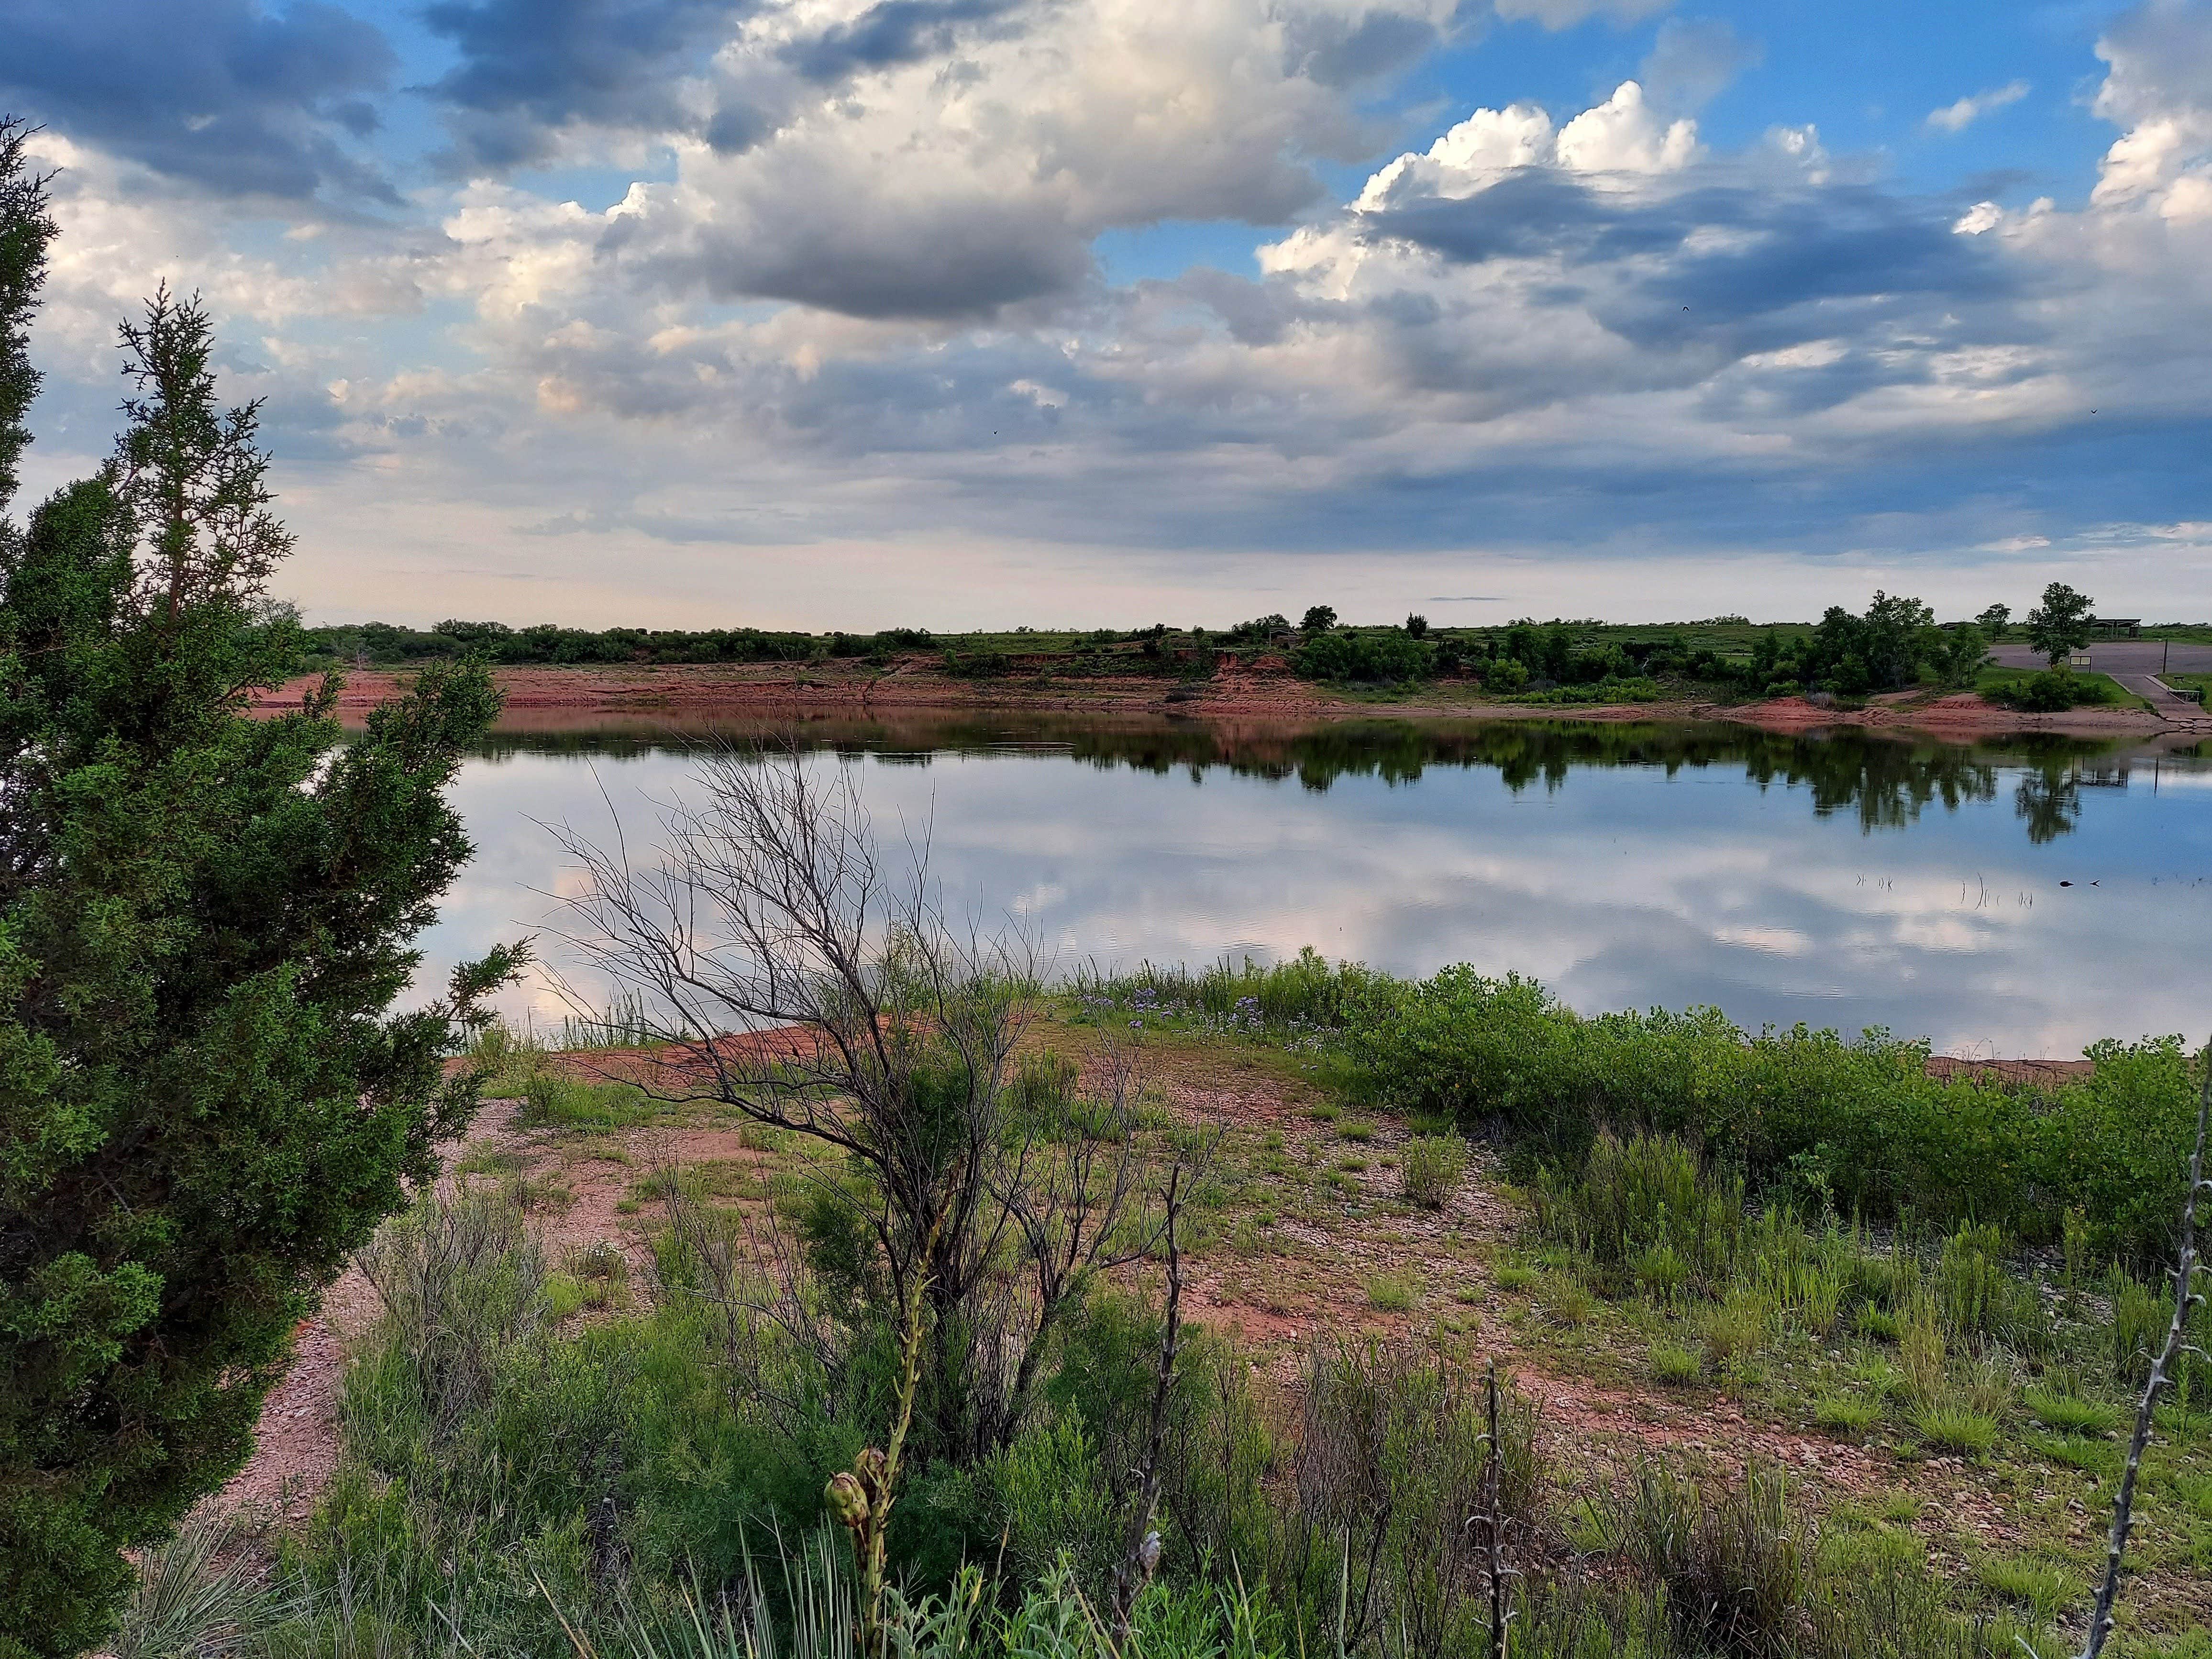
top-left (780, 0), bottom-right (1030, 83)
top-left (421, 0), bottom-right (752, 172)
top-left (608, 183), bottom-right (1100, 317)
top-left (1285, 8), bottom-right (1447, 88)
top-left (0, 0), bottom-right (395, 200)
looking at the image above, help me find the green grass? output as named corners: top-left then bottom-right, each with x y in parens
top-left (2161, 671), bottom-right (2212, 706)
top-left (2028, 1433), bottom-right (2120, 1476)
top-left (2023, 1388), bottom-right (2122, 1436)
top-left (1649, 1343), bottom-right (1701, 1385)
top-left (1814, 1394), bottom-right (1882, 1437)
top-left (1366, 1269), bottom-right (1420, 1311)
top-left (1911, 1403), bottom-right (1999, 1456)
top-left (1974, 1554), bottom-right (2070, 1620)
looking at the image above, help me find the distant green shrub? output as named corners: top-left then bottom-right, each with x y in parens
top-left (1480, 656), bottom-right (1530, 693)
top-left (1080, 947), bottom-right (1384, 1032)
top-left (1292, 629), bottom-right (1434, 686)
top-left (1531, 1130), bottom-right (1743, 1286)
top-left (1985, 666), bottom-right (2117, 711)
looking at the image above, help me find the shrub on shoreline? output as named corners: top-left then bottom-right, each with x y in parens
top-left (1073, 954), bottom-right (2202, 1266)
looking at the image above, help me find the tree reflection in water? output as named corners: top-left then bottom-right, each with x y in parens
top-left (461, 713), bottom-right (2168, 844)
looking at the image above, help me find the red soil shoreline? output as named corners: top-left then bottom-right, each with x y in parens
top-left (252, 660), bottom-right (2212, 742)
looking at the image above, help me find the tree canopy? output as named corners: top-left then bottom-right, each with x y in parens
top-left (0, 123), bottom-right (518, 1657)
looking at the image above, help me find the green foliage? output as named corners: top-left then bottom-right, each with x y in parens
top-left (1341, 965), bottom-right (2204, 1263)
top-left (0, 188), bottom-right (514, 1652)
top-left (0, 122), bottom-right (55, 520)
top-left (1074, 947), bottom-right (1384, 1034)
top-left (1984, 664), bottom-right (2119, 711)
top-left (1286, 1338), bottom-right (1543, 1656)
top-left (122, 1188), bottom-right (2066, 1659)
top-left (2109, 1268), bottom-right (2170, 1385)
top-left (1933, 1224), bottom-right (2038, 1348)
top-left (2025, 581), bottom-right (2094, 665)
top-left (1606, 1460), bottom-right (1809, 1657)
top-left (1481, 654), bottom-right (1530, 692)
top-left (1532, 1130), bottom-right (1744, 1288)
top-left (1813, 1394), bottom-right (1880, 1436)
top-left (1399, 1133), bottom-right (1468, 1207)
top-left (314, 616), bottom-right (835, 668)
top-left (1291, 628), bottom-right (1435, 686)
top-left (1365, 1269), bottom-right (1419, 1311)
top-left (1909, 1403), bottom-right (1999, 1456)
top-left (1973, 1554), bottom-right (2069, 1622)
top-left (2022, 1387), bottom-right (2120, 1436)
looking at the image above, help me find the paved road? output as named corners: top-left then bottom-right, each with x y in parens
top-left (1989, 640), bottom-right (2208, 711)
top-left (1989, 640), bottom-right (2212, 674)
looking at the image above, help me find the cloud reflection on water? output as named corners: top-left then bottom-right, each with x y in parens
top-left (423, 717), bottom-right (2212, 1059)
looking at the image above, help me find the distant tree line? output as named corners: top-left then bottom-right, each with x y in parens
top-left (1270, 584), bottom-right (2099, 697)
top-left (307, 618), bottom-right (939, 666)
top-left (310, 582), bottom-right (2107, 703)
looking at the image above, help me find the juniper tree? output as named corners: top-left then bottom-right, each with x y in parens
top-left (0, 128), bottom-right (517, 1658)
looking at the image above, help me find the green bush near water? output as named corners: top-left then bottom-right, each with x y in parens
top-left (1338, 965), bottom-right (2205, 1264)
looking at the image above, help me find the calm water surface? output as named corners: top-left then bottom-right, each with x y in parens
top-left (417, 713), bottom-right (2212, 1058)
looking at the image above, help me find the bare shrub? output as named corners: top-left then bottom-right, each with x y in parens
top-left (355, 1188), bottom-right (546, 1449)
top-left (549, 749), bottom-right (1187, 1465)
top-left (1287, 1338), bottom-right (1544, 1658)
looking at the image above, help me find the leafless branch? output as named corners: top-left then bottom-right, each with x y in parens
top-left (2078, 1039), bottom-right (2211, 1659)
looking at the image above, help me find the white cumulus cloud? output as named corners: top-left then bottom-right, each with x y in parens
top-left (1926, 79), bottom-right (2029, 133)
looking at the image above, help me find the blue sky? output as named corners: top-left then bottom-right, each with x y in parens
top-left (5, 0), bottom-right (2210, 628)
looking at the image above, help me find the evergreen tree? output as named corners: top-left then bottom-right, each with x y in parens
top-left (0, 127), bottom-right (519, 1657)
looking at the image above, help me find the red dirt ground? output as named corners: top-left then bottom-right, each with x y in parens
top-left (248, 662), bottom-right (2212, 740)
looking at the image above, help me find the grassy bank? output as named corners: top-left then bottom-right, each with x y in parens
top-left (113, 959), bottom-right (2212, 1658)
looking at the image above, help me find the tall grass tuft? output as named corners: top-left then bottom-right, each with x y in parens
top-left (1531, 1130), bottom-right (1743, 1289)
top-left (1399, 1133), bottom-right (1469, 1208)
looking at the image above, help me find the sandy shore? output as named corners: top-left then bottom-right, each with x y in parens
top-left (250, 660), bottom-right (2212, 741)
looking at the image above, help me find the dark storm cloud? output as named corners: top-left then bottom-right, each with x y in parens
top-left (0, 0), bottom-right (395, 199)
top-left (779, 0), bottom-right (1029, 83)
top-left (420, 0), bottom-right (752, 171)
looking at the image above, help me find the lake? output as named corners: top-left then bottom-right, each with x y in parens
top-left (419, 712), bottom-right (2212, 1058)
